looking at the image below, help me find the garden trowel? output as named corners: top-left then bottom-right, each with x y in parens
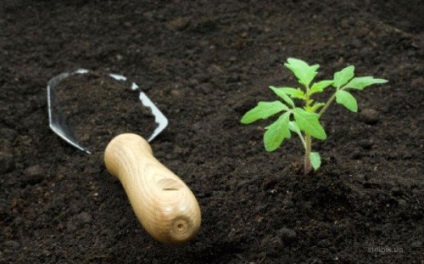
top-left (47, 69), bottom-right (201, 244)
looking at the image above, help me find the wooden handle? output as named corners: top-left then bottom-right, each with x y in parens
top-left (104, 133), bottom-right (201, 244)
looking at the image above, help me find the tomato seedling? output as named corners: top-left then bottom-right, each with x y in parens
top-left (241, 58), bottom-right (388, 174)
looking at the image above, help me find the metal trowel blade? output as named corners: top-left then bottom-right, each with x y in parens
top-left (47, 69), bottom-right (168, 154)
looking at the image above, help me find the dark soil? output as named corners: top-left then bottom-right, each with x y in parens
top-left (1, 1), bottom-right (423, 263)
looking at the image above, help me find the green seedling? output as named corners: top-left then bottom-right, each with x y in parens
top-left (241, 58), bottom-right (388, 174)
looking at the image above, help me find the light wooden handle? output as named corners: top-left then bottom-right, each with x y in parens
top-left (104, 133), bottom-right (201, 244)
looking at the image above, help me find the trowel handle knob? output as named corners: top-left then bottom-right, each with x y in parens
top-left (104, 133), bottom-right (201, 244)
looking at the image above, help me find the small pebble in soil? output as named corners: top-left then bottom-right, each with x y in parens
top-left (397, 199), bottom-right (407, 207)
top-left (67, 212), bottom-right (93, 231)
top-left (358, 139), bottom-right (373, 150)
top-left (282, 198), bottom-right (294, 208)
top-left (76, 212), bottom-right (93, 224)
top-left (278, 227), bottom-right (297, 242)
top-left (359, 108), bottom-right (380, 125)
top-left (170, 89), bottom-right (183, 97)
top-left (350, 149), bottom-right (362, 159)
top-left (354, 174), bottom-right (365, 181)
top-left (197, 82), bottom-right (213, 94)
top-left (411, 241), bottom-right (422, 248)
top-left (318, 239), bottom-right (331, 248)
top-left (351, 38), bottom-right (362, 48)
top-left (391, 187), bottom-right (403, 197)
top-left (226, 73), bottom-right (240, 83)
top-left (166, 16), bottom-right (190, 31)
top-left (260, 235), bottom-right (283, 256)
top-left (23, 165), bottom-right (45, 185)
top-left (3, 240), bottom-right (20, 250)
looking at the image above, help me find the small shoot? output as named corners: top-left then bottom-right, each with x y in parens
top-left (241, 58), bottom-right (388, 174)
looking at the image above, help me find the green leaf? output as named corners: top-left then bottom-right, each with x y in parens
top-left (288, 121), bottom-right (301, 135)
top-left (269, 86), bottom-right (295, 107)
top-left (344, 76), bottom-right (388, 90)
top-left (336, 90), bottom-right (358, 112)
top-left (309, 152), bottom-right (321, 171)
top-left (306, 102), bottom-right (325, 113)
top-left (288, 121), bottom-right (305, 148)
top-left (264, 112), bottom-right (291, 151)
top-left (333, 65), bottom-right (355, 89)
top-left (284, 58), bottom-right (319, 87)
top-left (309, 80), bottom-right (333, 94)
top-left (272, 87), bottom-right (305, 99)
top-left (241, 101), bottom-right (289, 124)
top-left (293, 108), bottom-right (327, 140)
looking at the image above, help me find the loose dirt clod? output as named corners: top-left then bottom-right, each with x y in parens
top-left (359, 108), bottom-right (380, 124)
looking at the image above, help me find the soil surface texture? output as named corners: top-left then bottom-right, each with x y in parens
top-left (1, 1), bottom-right (423, 263)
